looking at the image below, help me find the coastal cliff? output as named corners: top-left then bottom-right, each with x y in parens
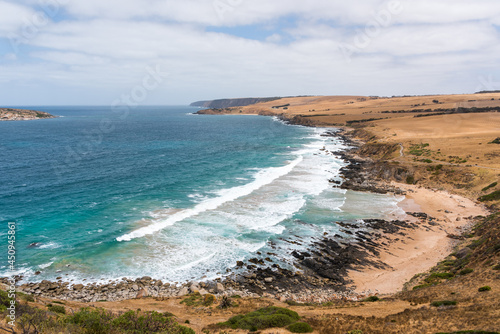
top-left (0, 108), bottom-right (56, 121)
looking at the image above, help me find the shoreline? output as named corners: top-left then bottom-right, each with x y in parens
top-left (8, 125), bottom-right (489, 304)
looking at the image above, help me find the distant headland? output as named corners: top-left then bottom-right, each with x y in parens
top-left (0, 108), bottom-right (57, 121)
top-left (190, 97), bottom-right (281, 109)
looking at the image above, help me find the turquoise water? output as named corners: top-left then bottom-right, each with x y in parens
top-left (0, 106), bottom-right (405, 284)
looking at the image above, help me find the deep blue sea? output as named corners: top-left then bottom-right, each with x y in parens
top-left (0, 106), bottom-right (405, 284)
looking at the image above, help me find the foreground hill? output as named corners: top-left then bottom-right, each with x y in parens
top-left (0, 108), bottom-right (56, 121)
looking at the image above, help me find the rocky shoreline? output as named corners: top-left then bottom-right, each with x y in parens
top-left (6, 130), bottom-right (443, 305)
top-left (9, 214), bottom-right (434, 304)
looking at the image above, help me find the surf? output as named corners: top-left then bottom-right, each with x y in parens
top-left (116, 156), bottom-right (304, 242)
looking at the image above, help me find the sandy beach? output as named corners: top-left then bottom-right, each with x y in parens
top-left (348, 183), bottom-right (489, 294)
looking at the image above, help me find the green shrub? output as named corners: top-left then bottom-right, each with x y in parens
top-left (493, 264), bottom-right (500, 271)
top-left (221, 306), bottom-right (300, 331)
top-left (478, 190), bottom-right (500, 202)
top-left (431, 300), bottom-right (457, 307)
top-left (409, 143), bottom-right (431, 156)
top-left (413, 283), bottom-right (434, 290)
top-left (111, 310), bottom-right (194, 334)
top-left (67, 308), bottom-right (115, 334)
top-left (202, 294), bottom-right (215, 306)
top-left (482, 182), bottom-right (498, 192)
top-left (0, 289), bottom-right (14, 308)
top-left (48, 304), bottom-right (66, 314)
top-left (478, 286), bottom-right (491, 292)
top-left (459, 268), bottom-right (474, 275)
top-left (17, 292), bottom-right (35, 302)
top-left (347, 330), bottom-right (363, 334)
top-left (363, 296), bottom-right (380, 302)
top-left (288, 322), bottom-right (313, 333)
top-left (424, 272), bottom-right (454, 284)
top-left (181, 293), bottom-right (202, 306)
top-left (70, 308), bottom-right (191, 333)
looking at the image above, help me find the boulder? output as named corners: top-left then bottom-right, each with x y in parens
top-left (189, 283), bottom-right (200, 293)
top-left (136, 288), bottom-right (149, 298)
top-left (178, 287), bottom-right (189, 296)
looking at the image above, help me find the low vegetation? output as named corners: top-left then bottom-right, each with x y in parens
top-left (409, 143), bottom-right (431, 157)
top-left (219, 306), bottom-right (304, 332)
top-left (482, 182), bottom-right (498, 192)
top-left (431, 300), bottom-right (457, 307)
top-left (180, 292), bottom-right (215, 307)
top-left (362, 296), bottom-right (380, 302)
top-left (287, 321), bottom-right (314, 333)
top-left (478, 190), bottom-right (500, 202)
top-left (47, 304), bottom-right (66, 314)
top-left (0, 302), bottom-right (194, 334)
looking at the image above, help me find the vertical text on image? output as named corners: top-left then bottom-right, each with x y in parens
top-left (7, 222), bottom-right (16, 327)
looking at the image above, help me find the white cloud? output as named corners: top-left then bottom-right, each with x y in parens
top-left (0, 1), bottom-right (38, 35)
top-left (1, 0), bottom-right (500, 104)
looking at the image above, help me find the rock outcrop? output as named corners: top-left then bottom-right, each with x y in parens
top-left (0, 108), bottom-right (56, 121)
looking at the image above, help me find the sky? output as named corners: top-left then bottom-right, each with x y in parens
top-left (1, 0), bottom-right (500, 105)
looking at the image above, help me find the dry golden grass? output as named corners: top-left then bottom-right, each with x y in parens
top-left (207, 92), bottom-right (500, 126)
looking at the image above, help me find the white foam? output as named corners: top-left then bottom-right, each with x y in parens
top-left (117, 156), bottom-right (303, 242)
top-left (39, 261), bottom-right (53, 269)
top-left (39, 242), bottom-right (61, 250)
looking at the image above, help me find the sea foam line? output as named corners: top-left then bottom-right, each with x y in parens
top-left (117, 156), bottom-right (303, 242)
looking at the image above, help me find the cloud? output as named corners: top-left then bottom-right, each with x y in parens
top-left (0, 1), bottom-right (38, 35)
top-left (0, 0), bottom-right (500, 104)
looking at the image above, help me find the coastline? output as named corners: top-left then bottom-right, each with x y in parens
top-left (10, 122), bottom-right (489, 304)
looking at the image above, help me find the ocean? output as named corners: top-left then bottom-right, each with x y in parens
top-left (0, 106), bottom-right (405, 284)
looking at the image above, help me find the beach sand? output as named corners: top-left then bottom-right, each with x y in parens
top-left (348, 183), bottom-right (489, 294)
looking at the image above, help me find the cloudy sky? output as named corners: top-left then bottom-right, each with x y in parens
top-left (1, 0), bottom-right (500, 105)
